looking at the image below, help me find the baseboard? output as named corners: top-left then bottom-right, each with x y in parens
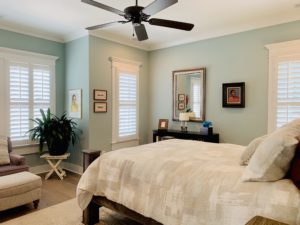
top-left (29, 162), bottom-right (83, 175)
top-left (29, 164), bottom-right (51, 174)
top-left (61, 162), bottom-right (83, 175)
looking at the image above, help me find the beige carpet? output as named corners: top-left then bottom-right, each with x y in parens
top-left (2, 199), bottom-right (140, 225)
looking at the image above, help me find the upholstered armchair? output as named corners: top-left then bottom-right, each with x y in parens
top-left (0, 137), bottom-right (29, 176)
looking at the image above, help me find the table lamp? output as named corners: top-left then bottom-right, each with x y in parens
top-left (179, 113), bottom-right (189, 132)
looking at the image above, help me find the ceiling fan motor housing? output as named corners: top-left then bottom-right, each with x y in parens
top-left (124, 6), bottom-right (149, 25)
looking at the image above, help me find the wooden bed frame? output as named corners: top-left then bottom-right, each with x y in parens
top-left (82, 150), bottom-right (162, 225)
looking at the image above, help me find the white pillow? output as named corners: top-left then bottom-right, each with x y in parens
top-left (240, 135), bottom-right (267, 166)
top-left (242, 126), bottom-right (299, 182)
top-left (0, 138), bottom-right (10, 165)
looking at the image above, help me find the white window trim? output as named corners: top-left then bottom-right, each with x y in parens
top-left (265, 39), bottom-right (300, 133)
top-left (0, 47), bottom-right (58, 148)
top-left (110, 57), bottom-right (141, 145)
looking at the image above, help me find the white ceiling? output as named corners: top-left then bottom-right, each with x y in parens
top-left (0, 0), bottom-right (300, 50)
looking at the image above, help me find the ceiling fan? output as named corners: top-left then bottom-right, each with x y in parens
top-left (82, 0), bottom-right (194, 41)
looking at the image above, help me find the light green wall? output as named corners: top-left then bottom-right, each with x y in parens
top-left (88, 36), bottom-right (149, 151)
top-left (0, 29), bottom-right (65, 167)
top-left (148, 20), bottom-right (300, 145)
top-left (65, 37), bottom-right (89, 165)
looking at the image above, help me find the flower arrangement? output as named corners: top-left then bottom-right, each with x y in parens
top-left (202, 121), bottom-right (212, 128)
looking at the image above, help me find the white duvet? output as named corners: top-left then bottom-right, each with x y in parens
top-left (77, 139), bottom-right (300, 225)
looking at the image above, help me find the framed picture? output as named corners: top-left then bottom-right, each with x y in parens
top-left (158, 119), bottom-right (169, 130)
top-left (178, 102), bottom-right (185, 110)
top-left (69, 89), bottom-right (82, 118)
top-left (178, 94), bottom-right (185, 101)
top-left (222, 82), bottom-right (245, 108)
top-left (94, 89), bottom-right (107, 101)
top-left (94, 102), bottom-right (107, 113)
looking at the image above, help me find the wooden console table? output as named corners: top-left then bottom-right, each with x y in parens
top-left (153, 129), bottom-right (219, 143)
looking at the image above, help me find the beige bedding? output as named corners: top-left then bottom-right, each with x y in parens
top-left (76, 139), bottom-right (300, 225)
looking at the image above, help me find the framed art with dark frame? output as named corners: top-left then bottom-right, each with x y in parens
top-left (158, 119), bottom-right (169, 130)
top-left (222, 82), bottom-right (245, 108)
top-left (94, 102), bottom-right (107, 113)
top-left (94, 89), bottom-right (107, 101)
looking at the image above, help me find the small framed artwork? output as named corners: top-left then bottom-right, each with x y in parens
top-left (178, 94), bottom-right (185, 101)
top-left (158, 119), bottom-right (169, 130)
top-left (178, 102), bottom-right (185, 110)
top-left (222, 82), bottom-right (245, 108)
top-left (94, 102), bottom-right (107, 113)
top-left (94, 89), bottom-right (107, 101)
top-left (69, 89), bottom-right (82, 118)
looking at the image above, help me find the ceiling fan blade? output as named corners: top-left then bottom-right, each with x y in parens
top-left (149, 18), bottom-right (194, 31)
top-left (82, 0), bottom-right (125, 16)
top-left (142, 0), bottom-right (178, 16)
top-left (86, 21), bottom-right (128, 30)
top-left (134, 24), bottom-right (148, 41)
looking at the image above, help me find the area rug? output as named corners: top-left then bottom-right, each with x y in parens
top-left (2, 198), bottom-right (140, 225)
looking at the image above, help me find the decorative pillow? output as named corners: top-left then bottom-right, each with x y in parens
top-left (242, 126), bottom-right (299, 182)
top-left (240, 135), bottom-right (267, 166)
top-left (289, 141), bottom-right (300, 189)
top-left (0, 137), bottom-right (10, 165)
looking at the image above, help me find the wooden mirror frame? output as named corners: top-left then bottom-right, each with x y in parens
top-left (172, 68), bottom-right (206, 122)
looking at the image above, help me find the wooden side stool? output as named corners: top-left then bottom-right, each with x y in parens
top-left (246, 216), bottom-right (289, 225)
top-left (40, 153), bottom-right (70, 180)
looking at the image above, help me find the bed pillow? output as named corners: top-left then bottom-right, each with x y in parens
top-left (240, 135), bottom-right (267, 166)
top-left (242, 127), bottom-right (298, 182)
top-left (0, 137), bottom-right (10, 165)
top-left (289, 141), bottom-right (300, 189)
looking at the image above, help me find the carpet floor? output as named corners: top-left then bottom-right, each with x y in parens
top-left (2, 198), bottom-right (140, 225)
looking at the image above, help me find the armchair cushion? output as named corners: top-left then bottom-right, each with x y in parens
top-left (0, 137), bottom-right (10, 165)
top-left (10, 153), bottom-right (26, 166)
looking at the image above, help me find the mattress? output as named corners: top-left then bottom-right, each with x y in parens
top-left (77, 139), bottom-right (300, 225)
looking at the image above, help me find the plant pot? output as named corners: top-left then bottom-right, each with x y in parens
top-left (47, 139), bottom-right (69, 156)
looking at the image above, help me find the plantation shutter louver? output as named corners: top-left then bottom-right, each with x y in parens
top-left (118, 73), bottom-right (137, 138)
top-left (276, 61), bottom-right (300, 128)
top-left (9, 63), bottom-right (30, 141)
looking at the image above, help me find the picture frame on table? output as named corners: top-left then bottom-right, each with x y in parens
top-left (222, 82), bottom-right (245, 108)
top-left (158, 119), bottom-right (169, 130)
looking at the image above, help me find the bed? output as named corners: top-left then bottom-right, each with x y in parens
top-left (76, 139), bottom-right (300, 225)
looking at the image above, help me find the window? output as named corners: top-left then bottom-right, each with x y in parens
top-left (111, 57), bottom-right (141, 144)
top-left (0, 48), bottom-right (57, 144)
top-left (190, 77), bottom-right (201, 118)
top-left (266, 40), bottom-right (300, 132)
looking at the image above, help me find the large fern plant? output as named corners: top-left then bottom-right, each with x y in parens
top-left (28, 109), bottom-right (80, 155)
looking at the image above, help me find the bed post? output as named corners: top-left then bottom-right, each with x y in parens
top-left (82, 149), bottom-right (102, 225)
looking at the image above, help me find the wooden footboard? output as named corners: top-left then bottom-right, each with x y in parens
top-left (82, 149), bottom-right (162, 225)
top-left (83, 196), bottom-right (162, 225)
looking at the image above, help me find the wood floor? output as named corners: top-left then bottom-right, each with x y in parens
top-left (0, 171), bottom-right (80, 223)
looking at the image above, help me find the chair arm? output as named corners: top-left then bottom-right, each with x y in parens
top-left (9, 153), bottom-right (26, 166)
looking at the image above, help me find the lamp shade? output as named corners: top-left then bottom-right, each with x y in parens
top-left (179, 113), bottom-right (190, 121)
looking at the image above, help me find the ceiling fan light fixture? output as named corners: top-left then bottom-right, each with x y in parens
top-left (82, 0), bottom-right (194, 41)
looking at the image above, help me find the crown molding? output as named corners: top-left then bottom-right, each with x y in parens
top-left (0, 23), bottom-right (64, 43)
top-left (63, 30), bottom-right (89, 43)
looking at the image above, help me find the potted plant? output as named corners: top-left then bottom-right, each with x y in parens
top-left (28, 109), bottom-right (80, 155)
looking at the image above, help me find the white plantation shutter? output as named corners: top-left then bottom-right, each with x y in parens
top-left (33, 65), bottom-right (51, 119)
top-left (9, 63), bottom-right (30, 140)
top-left (190, 77), bottom-right (201, 117)
top-left (118, 73), bottom-right (137, 138)
top-left (266, 40), bottom-right (300, 132)
top-left (276, 61), bottom-right (300, 128)
top-left (111, 57), bottom-right (140, 143)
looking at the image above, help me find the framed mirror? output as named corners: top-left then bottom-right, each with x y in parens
top-left (172, 68), bottom-right (206, 122)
